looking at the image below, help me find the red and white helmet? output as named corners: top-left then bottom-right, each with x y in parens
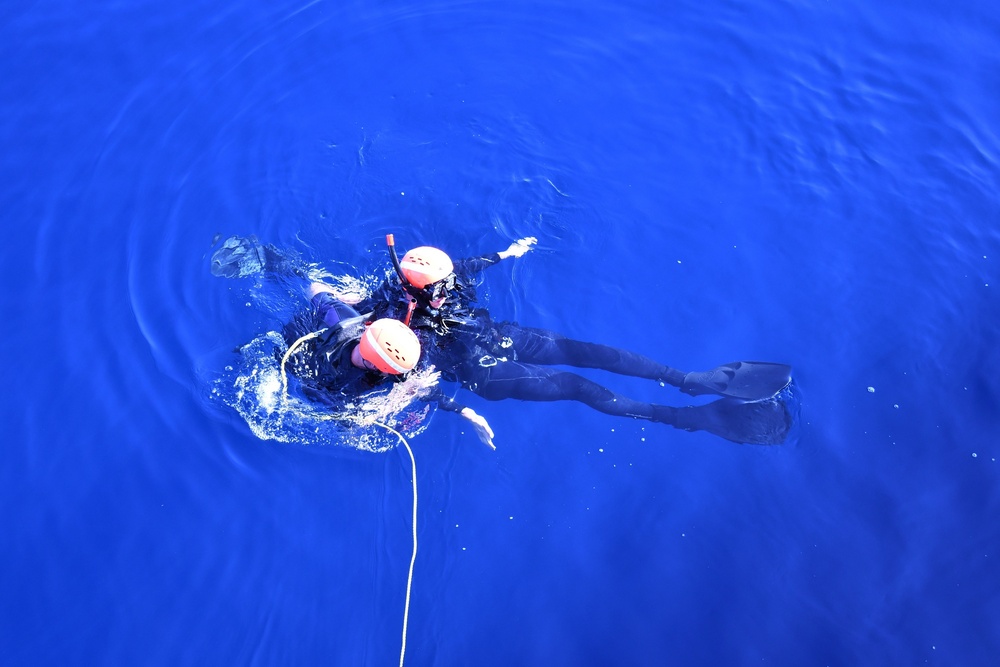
top-left (358, 319), bottom-right (421, 375)
top-left (399, 246), bottom-right (454, 288)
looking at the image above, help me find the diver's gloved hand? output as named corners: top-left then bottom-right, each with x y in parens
top-left (460, 407), bottom-right (495, 450)
top-left (498, 236), bottom-right (537, 260)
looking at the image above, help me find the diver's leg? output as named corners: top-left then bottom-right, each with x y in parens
top-left (498, 323), bottom-right (686, 385)
top-left (495, 325), bottom-right (791, 401)
top-left (468, 360), bottom-right (792, 445)
top-left (312, 292), bottom-right (360, 328)
top-left (261, 244), bottom-right (308, 278)
top-left (469, 360), bottom-right (662, 420)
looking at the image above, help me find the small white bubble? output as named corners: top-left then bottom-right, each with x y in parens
top-left (677, 260), bottom-right (682, 264)
top-left (400, 192), bottom-right (405, 195)
top-left (509, 516), bottom-right (513, 520)
top-left (641, 437), bottom-right (646, 442)
top-left (893, 404), bottom-right (899, 409)
top-left (972, 453), bottom-right (978, 458)
top-left (867, 386), bottom-right (875, 393)
top-left (599, 448), bottom-right (604, 453)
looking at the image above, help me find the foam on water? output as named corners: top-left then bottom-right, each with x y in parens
top-left (214, 330), bottom-right (435, 452)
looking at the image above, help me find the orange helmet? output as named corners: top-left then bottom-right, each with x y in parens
top-left (358, 319), bottom-right (421, 375)
top-left (399, 246), bottom-right (454, 288)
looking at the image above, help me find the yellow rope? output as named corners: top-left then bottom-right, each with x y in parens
top-left (374, 422), bottom-right (418, 667)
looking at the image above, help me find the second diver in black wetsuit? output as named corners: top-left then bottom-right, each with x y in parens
top-left (347, 236), bottom-right (794, 448)
top-left (281, 282), bottom-right (501, 442)
top-left (280, 286), bottom-right (422, 404)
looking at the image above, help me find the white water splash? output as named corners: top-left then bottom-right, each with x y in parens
top-left (216, 330), bottom-right (436, 452)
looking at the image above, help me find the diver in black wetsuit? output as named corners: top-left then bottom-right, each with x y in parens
top-left (279, 285), bottom-right (424, 403)
top-left (212, 234), bottom-right (793, 447)
top-left (349, 236), bottom-right (794, 447)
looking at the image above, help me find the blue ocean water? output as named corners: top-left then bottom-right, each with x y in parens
top-left (3, 0), bottom-right (998, 664)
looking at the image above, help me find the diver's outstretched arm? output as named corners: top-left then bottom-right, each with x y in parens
top-left (453, 237), bottom-right (536, 276)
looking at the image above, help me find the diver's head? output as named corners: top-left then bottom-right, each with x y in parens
top-left (400, 246), bottom-right (454, 288)
top-left (424, 272), bottom-right (457, 309)
top-left (355, 318), bottom-right (421, 374)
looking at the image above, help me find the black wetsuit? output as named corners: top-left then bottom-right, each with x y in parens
top-left (284, 292), bottom-right (467, 413)
top-left (281, 294), bottom-right (386, 408)
top-left (358, 254), bottom-right (685, 423)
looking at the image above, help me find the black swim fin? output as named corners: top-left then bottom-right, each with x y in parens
top-left (211, 235), bottom-right (267, 278)
top-left (659, 395), bottom-right (792, 445)
top-left (211, 235), bottom-right (308, 279)
top-left (680, 361), bottom-right (792, 401)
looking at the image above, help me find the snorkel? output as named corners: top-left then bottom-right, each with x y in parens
top-left (386, 234), bottom-right (408, 286)
top-left (387, 234), bottom-right (424, 325)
